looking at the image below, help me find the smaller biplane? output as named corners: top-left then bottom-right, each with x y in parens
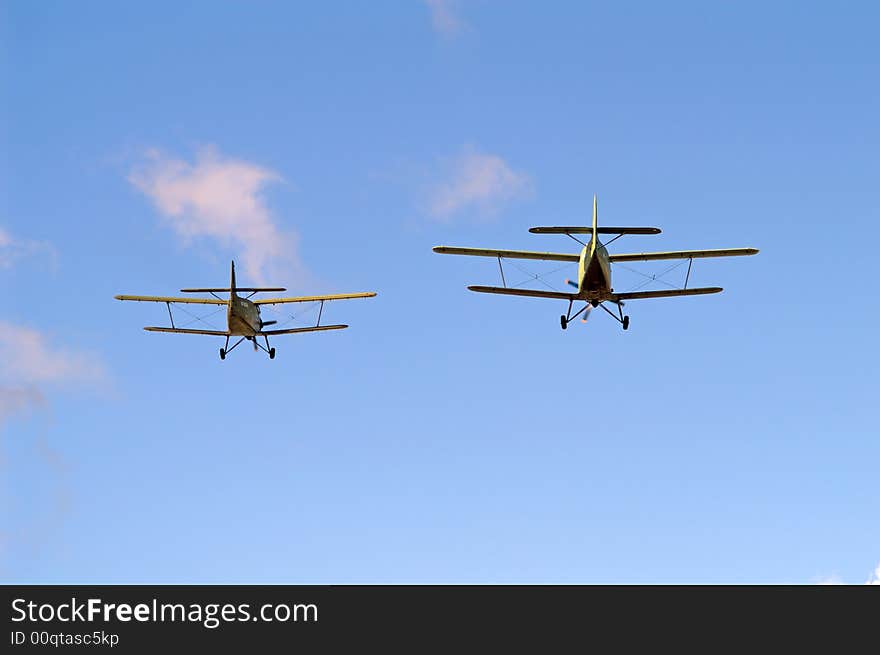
top-left (115, 261), bottom-right (375, 359)
top-left (433, 196), bottom-right (758, 330)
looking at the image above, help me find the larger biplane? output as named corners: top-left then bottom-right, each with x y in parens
top-left (116, 261), bottom-right (375, 359)
top-left (434, 196), bottom-right (757, 330)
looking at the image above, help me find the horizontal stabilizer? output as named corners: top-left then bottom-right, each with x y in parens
top-left (612, 287), bottom-right (722, 301)
top-left (467, 286), bottom-right (576, 300)
top-left (433, 246), bottom-right (579, 263)
top-left (529, 226), bottom-right (661, 235)
top-left (116, 295), bottom-right (227, 305)
top-left (261, 324), bottom-right (348, 335)
top-left (144, 327), bottom-right (229, 336)
top-left (609, 248), bottom-right (758, 263)
top-left (254, 292), bottom-right (376, 305)
top-left (180, 287), bottom-right (286, 293)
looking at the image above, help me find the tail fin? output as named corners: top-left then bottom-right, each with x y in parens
top-left (592, 194), bottom-right (598, 252)
top-left (230, 261), bottom-right (237, 298)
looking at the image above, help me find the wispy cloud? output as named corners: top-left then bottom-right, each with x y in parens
top-left (814, 575), bottom-right (844, 585)
top-left (0, 386), bottom-right (46, 423)
top-left (426, 0), bottom-right (465, 36)
top-left (0, 320), bottom-right (104, 426)
top-left (812, 563), bottom-right (880, 585)
top-left (427, 146), bottom-right (532, 221)
top-left (128, 146), bottom-right (301, 283)
top-left (0, 227), bottom-right (55, 269)
top-left (0, 322), bottom-right (105, 388)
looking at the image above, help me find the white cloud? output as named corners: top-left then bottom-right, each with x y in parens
top-left (427, 146), bottom-right (532, 221)
top-left (0, 321), bottom-right (105, 388)
top-left (812, 563), bottom-right (880, 585)
top-left (129, 146), bottom-right (301, 283)
top-left (814, 575), bottom-right (844, 585)
top-left (0, 386), bottom-right (46, 423)
top-left (426, 0), bottom-right (464, 36)
top-left (0, 227), bottom-right (55, 269)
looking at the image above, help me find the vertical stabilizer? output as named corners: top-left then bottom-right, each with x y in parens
top-left (592, 194), bottom-right (598, 253)
top-left (230, 261), bottom-right (237, 299)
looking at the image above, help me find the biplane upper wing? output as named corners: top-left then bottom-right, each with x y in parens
top-left (611, 287), bottom-right (723, 301)
top-left (529, 226), bottom-right (661, 235)
top-left (260, 324), bottom-right (348, 335)
top-left (433, 246), bottom-right (579, 262)
top-left (143, 327), bottom-right (228, 335)
top-left (253, 292), bottom-right (376, 305)
top-left (609, 248), bottom-right (758, 262)
top-left (115, 295), bottom-right (228, 305)
top-left (467, 286), bottom-right (576, 300)
top-left (180, 287), bottom-right (285, 293)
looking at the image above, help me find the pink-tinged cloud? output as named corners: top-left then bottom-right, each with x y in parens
top-left (428, 147), bottom-right (532, 220)
top-left (0, 322), bottom-right (104, 431)
top-left (426, 0), bottom-right (464, 36)
top-left (0, 322), bottom-right (105, 387)
top-left (0, 227), bottom-right (55, 269)
top-left (128, 147), bottom-right (301, 283)
top-left (0, 386), bottom-right (46, 422)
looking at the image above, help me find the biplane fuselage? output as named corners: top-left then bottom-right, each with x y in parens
top-left (578, 240), bottom-right (612, 301)
top-left (228, 294), bottom-right (263, 336)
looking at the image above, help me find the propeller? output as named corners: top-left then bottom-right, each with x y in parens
top-left (581, 304), bottom-right (592, 323)
top-left (565, 279), bottom-right (578, 289)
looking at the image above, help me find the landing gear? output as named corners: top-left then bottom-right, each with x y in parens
top-left (598, 300), bottom-right (631, 331)
top-left (562, 298), bottom-right (593, 330)
top-left (269, 347), bottom-right (276, 359)
top-left (219, 348), bottom-right (226, 360)
top-left (591, 300), bottom-right (599, 308)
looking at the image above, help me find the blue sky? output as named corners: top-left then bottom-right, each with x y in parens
top-left (2, 1), bottom-right (878, 583)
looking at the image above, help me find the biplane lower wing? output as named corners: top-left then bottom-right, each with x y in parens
top-left (433, 246), bottom-right (579, 263)
top-left (260, 324), bottom-right (348, 335)
top-left (609, 248), bottom-right (758, 262)
top-left (254, 292), bottom-right (376, 305)
top-left (467, 286), bottom-right (576, 300)
top-left (611, 287), bottom-right (723, 301)
top-left (115, 295), bottom-right (228, 305)
top-left (143, 327), bottom-right (228, 336)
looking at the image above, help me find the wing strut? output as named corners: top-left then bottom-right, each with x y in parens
top-left (497, 256), bottom-right (507, 288)
top-left (166, 302), bottom-right (175, 328)
top-left (684, 258), bottom-right (693, 290)
top-left (317, 300), bottom-right (324, 327)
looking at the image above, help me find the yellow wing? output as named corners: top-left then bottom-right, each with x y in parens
top-left (253, 292), bottom-right (376, 305)
top-left (433, 246), bottom-right (579, 262)
top-left (467, 286), bottom-right (576, 300)
top-left (115, 295), bottom-right (228, 305)
top-left (612, 287), bottom-right (723, 301)
top-left (144, 327), bottom-right (228, 335)
top-left (261, 325), bottom-right (348, 335)
top-left (609, 248), bottom-right (758, 263)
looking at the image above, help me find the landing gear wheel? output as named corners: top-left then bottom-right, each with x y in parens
top-left (622, 315), bottom-right (630, 331)
top-left (219, 348), bottom-right (226, 360)
top-left (560, 315), bottom-right (568, 330)
top-left (269, 348), bottom-right (276, 360)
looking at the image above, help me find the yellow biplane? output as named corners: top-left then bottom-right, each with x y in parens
top-left (116, 261), bottom-right (375, 359)
top-left (434, 196), bottom-right (757, 330)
